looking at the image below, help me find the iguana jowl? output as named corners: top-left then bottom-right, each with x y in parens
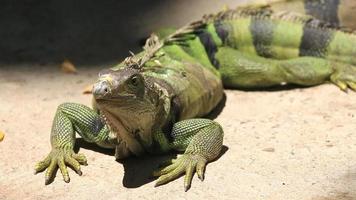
top-left (35, 1), bottom-right (356, 191)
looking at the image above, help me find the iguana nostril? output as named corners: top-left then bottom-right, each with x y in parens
top-left (93, 81), bottom-right (109, 96)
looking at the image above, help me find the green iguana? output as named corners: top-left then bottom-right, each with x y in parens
top-left (35, 0), bottom-right (356, 191)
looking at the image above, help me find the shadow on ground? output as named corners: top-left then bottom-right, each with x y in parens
top-left (118, 145), bottom-right (229, 188)
top-left (76, 138), bottom-right (115, 156)
top-left (77, 137), bottom-right (228, 188)
top-left (206, 93), bottom-right (227, 120)
top-left (224, 84), bottom-right (314, 92)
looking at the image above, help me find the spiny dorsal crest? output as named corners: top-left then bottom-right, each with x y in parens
top-left (123, 34), bottom-right (163, 71)
top-left (122, 22), bottom-right (204, 70)
top-left (123, 4), bottom-right (356, 71)
top-left (206, 5), bottom-right (348, 31)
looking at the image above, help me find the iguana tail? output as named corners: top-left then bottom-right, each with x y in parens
top-left (197, 5), bottom-right (356, 66)
top-left (162, 5), bottom-right (356, 90)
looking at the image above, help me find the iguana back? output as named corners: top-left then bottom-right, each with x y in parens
top-left (156, 5), bottom-right (356, 89)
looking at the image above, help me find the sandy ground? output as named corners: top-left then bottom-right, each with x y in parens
top-left (0, 65), bottom-right (355, 200)
top-left (1, 0), bottom-right (356, 199)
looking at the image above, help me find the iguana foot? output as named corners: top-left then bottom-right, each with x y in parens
top-left (153, 154), bottom-right (207, 191)
top-left (331, 63), bottom-right (356, 92)
top-left (34, 149), bottom-right (87, 184)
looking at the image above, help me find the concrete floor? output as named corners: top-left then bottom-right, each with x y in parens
top-left (0, 65), bottom-right (355, 200)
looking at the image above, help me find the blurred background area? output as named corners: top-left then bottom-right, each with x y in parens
top-left (0, 0), bottom-right (248, 65)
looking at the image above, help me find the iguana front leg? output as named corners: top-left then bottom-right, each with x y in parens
top-left (34, 103), bottom-right (112, 184)
top-left (153, 118), bottom-right (224, 191)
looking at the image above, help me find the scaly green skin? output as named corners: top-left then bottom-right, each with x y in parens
top-left (252, 0), bottom-right (356, 30)
top-left (35, 3), bottom-right (356, 191)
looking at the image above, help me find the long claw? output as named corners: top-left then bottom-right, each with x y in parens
top-left (336, 80), bottom-right (348, 91)
top-left (331, 64), bottom-right (356, 92)
top-left (58, 159), bottom-right (70, 183)
top-left (45, 160), bottom-right (57, 185)
top-left (153, 162), bottom-right (179, 177)
top-left (65, 156), bottom-right (82, 176)
top-left (196, 159), bottom-right (206, 181)
top-left (154, 154), bottom-right (209, 190)
top-left (155, 164), bottom-right (185, 187)
top-left (184, 164), bottom-right (195, 192)
top-left (72, 153), bottom-right (88, 165)
top-left (34, 156), bottom-right (51, 174)
top-left (35, 149), bottom-right (88, 185)
top-left (347, 81), bottom-right (356, 91)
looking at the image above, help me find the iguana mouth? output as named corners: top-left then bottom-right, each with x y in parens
top-left (95, 95), bottom-right (136, 103)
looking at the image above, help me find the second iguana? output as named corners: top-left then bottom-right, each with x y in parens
top-left (35, 3), bottom-right (356, 191)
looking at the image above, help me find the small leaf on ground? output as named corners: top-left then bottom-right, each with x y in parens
top-left (0, 130), bottom-right (4, 142)
top-left (61, 59), bottom-right (77, 74)
top-left (262, 147), bottom-right (275, 152)
top-left (83, 84), bottom-right (93, 94)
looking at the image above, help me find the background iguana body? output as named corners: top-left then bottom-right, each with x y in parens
top-left (35, 0), bottom-right (356, 191)
top-left (252, 0), bottom-right (356, 30)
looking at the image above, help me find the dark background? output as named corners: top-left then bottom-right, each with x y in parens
top-left (0, 0), bottom-right (242, 65)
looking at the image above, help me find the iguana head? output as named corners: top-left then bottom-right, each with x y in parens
top-left (92, 64), bottom-right (165, 156)
top-left (93, 67), bottom-right (145, 101)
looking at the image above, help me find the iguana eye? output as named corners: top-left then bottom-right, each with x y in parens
top-left (130, 75), bottom-right (139, 86)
